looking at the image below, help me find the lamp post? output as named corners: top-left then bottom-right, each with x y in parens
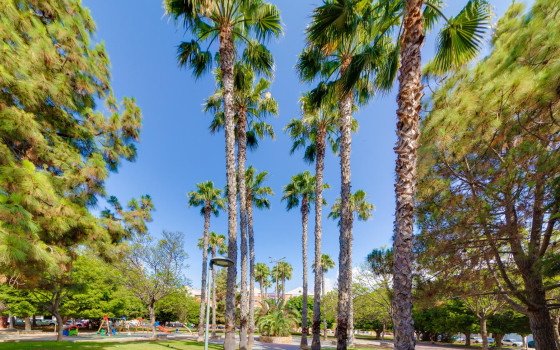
top-left (269, 256), bottom-right (285, 302)
top-left (205, 256), bottom-right (234, 350)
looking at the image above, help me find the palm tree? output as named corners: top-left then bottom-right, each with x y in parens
top-left (286, 94), bottom-right (340, 350)
top-left (282, 171), bottom-right (324, 349)
top-left (302, 1), bottom-right (490, 348)
top-left (272, 262), bottom-right (293, 301)
top-left (329, 189), bottom-right (374, 344)
top-left (165, 2), bottom-right (281, 349)
top-left (198, 232), bottom-right (228, 338)
top-left (205, 66), bottom-right (278, 347)
top-left (188, 181), bottom-right (226, 341)
top-left (312, 254), bottom-right (335, 341)
top-left (255, 263), bottom-right (271, 301)
top-left (299, 3), bottom-right (396, 348)
top-left (245, 166), bottom-right (274, 347)
top-left (263, 278), bottom-right (272, 298)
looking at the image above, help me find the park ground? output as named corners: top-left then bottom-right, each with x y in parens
top-left (0, 331), bottom-right (522, 350)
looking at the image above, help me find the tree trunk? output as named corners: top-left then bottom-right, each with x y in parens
top-left (382, 322), bottom-right (386, 340)
top-left (32, 315), bottom-right (36, 328)
top-left (238, 109), bottom-right (249, 350)
top-left (149, 302), bottom-right (157, 339)
top-left (8, 313), bottom-right (13, 329)
top-left (393, 1), bottom-right (424, 349)
top-left (24, 317), bottom-right (31, 331)
top-left (301, 196), bottom-right (310, 349)
top-left (336, 59), bottom-right (354, 350)
top-left (480, 317), bottom-right (488, 350)
top-left (54, 312), bottom-right (63, 341)
top-left (528, 306), bottom-right (557, 350)
top-left (260, 278), bottom-right (265, 302)
top-left (322, 267), bottom-right (327, 341)
top-left (465, 332), bottom-right (471, 346)
top-left (282, 275), bottom-right (286, 301)
top-left (212, 247), bottom-right (218, 338)
top-left (553, 314), bottom-right (560, 348)
top-left (220, 27), bottom-right (238, 350)
top-left (348, 246), bottom-right (354, 346)
top-left (312, 126), bottom-right (327, 350)
top-left (198, 207), bottom-right (211, 342)
top-left (522, 335), bottom-right (527, 349)
top-left (495, 334), bottom-right (504, 347)
top-left (248, 197), bottom-right (256, 349)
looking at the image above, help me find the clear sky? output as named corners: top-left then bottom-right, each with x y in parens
top-left (83, 0), bottom-right (527, 291)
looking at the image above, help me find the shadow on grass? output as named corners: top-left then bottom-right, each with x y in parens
top-left (0, 340), bottom-right (223, 350)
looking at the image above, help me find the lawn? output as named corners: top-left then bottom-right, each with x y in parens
top-left (0, 340), bottom-right (222, 350)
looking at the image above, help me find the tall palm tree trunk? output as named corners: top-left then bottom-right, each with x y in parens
top-left (211, 247), bottom-right (218, 338)
top-left (282, 273), bottom-right (286, 301)
top-left (312, 127), bottom-right (327, 350)
top-left (198, 207), bottom-right (211, 341)
top-left (322, 266), bottom-right (327, 341)
top-left (259, 278), bottom-right (265, 301)
top-left (238, 110), bottom-right (249, 350)
top-left (301, 196), bottom-right (310, 349)
top-left (248, 197), bottom-right (256, 349)
top-left (220, 28), bottom-right (238, 350)
top-left (336, 59), bottom-right (354, 350)
top-left (393, 1), bottom-right (424, 349)
top-left (348, 233), bottom-right (354, 345)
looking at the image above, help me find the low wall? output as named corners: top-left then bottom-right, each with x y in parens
top-left (259, 335), bottom-right (293, 344)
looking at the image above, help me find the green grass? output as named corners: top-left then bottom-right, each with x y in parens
top-left (0, 340), bottom-right (222, 350)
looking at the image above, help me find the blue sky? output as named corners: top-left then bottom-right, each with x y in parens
top-left (84, 0), bottom-right (526, 290)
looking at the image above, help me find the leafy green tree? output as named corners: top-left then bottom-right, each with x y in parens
top-left (283, 171), bottom-right (322, 348)
top-left (287, 295), bottom-right (314, 329)
top-left (0, 0), bottom-right (145, 279)
top-left (488, 310), bottom-right (530, 347)
top-left (118, 231), bottom-right (187, 339)
top-left (188, 181), bottom-right (225, 340)
top-left (59, 252), bottom-right (145, 322)
top-left (322, 290), bottom-right (338, 332)
top-left (164, 2), bottom-right (281, 348)
top-left (417, 1), bottom-right (560, 347)
top-left (353, 266), bottom-right (393, 340)
top-left (156, 290), bottom-right (199, 325)
top-left (0, 285), bottom-right (37, 331)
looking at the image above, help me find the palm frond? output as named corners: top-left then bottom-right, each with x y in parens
top-left (432, 0), bottom-right (491, 73)
top-left (177, 40), bottom-right (213, 79)
top-left (243, 41), bottom-right (275, 78)
top-left (423, 0), bottom-right (445, 31)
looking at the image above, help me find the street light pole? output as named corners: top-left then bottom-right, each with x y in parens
top-left (204, 264), bottom-right (212, 350)
top-left (205, 256), bottom-right (234, 350)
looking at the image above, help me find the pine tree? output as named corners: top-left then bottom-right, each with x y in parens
top-left (0, 0), bottom-right (145, 277)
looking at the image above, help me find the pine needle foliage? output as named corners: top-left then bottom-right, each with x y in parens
top-left (0, 0), bottom-right (146, 275)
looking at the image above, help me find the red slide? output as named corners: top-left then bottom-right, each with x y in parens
top-left (157, 325), bottom-right (171, 334)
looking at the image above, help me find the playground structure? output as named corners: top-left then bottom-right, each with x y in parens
top-left (63, 325), bottom-right (79, 336)
top-left (86, 315), bottom-right (180, 337)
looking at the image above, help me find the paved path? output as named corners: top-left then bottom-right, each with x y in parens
top-left (0, 331), bottom-right (478, 350)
